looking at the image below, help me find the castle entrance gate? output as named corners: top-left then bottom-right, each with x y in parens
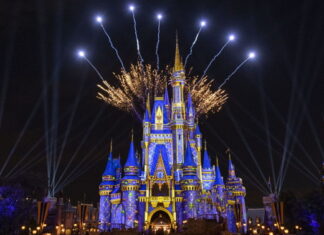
top-left (148, 208), bottom-right (173, 234)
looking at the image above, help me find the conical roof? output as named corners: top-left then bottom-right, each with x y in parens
top-left (202, 142), bottom-right (212, 169)
top-left (214, 157), bottom-right (224, 185)
top-left (183, 142), bottom-right (197, 167)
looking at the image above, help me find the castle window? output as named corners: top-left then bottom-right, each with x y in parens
top-left (152, 183), bottom-right (169, 196)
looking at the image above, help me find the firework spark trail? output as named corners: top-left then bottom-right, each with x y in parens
top-left (131, 11), bottom-right (144, 64)
top-left (99, 23), bottom-right (125, 70)
top-left (201, 40), bottom-right (230, 78)
top-left (218, 57), bottom-right (250, 89)
top-left (83, 56), bottom-right (105, 81)
top-left (155, 19), bottom-right (161, 70)
top-left (184, 27), bottom-right (202, 68)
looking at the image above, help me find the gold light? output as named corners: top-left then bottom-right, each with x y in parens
top-left (32, 230), bottom-right (37, 234)
top-left (36, 226), bottom-right (40, 231)
top-left (97, 63), bottom-right (228, 118)
top-left (284, 229), bottom-right (289, 234)
top-left (21, 225), bottom-right (26, 230)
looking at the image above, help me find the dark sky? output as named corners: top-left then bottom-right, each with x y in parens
top-left (0, 0), bottom-right (323, 207)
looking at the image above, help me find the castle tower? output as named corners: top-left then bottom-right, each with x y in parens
top-left (186, 93), bottom-right (195, 139)
top-left (99, 146), bottom-right (116, 231)
top-left (202, 142), bottom-right (214, 190)
top-left (212, 156), bottom-right (226, 222)
top-left (121, 137), bottom-right (140, 229)
top-left (171, 37), bottom-right (186, 181)
top-left (181, 142), bottom-right (200, 220)
top-left (194, 124), bottom-right (203, 180)
top-left (97, 36), bottom-right (249, 233)
top-left (225, 152), bottom-right (247, 233)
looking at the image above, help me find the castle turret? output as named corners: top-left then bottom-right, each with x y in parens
top-left (164, 87), bottom-right (171, 120)
top-left (225, 151), bottom-right (247, 233)
top-left (202, 142), bottom-right (214, 190)
top-left (171, 37), bottom-right (186, 181)
top-left (194, 124), bottom-right (202, 180)
top-left (186, 93), bottom-right (195, 139)
top-left (181, 142), bottom-right (200, 220)
top-left (212, 157), bottom-right (226, 221)
top-left (143, 96), bottom-right (151, 180)
top-left (99, 145), bottom-right (116, 231)
top-left (121, 136), bottom-right (140, 229)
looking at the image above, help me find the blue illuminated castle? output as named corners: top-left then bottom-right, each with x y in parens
top-left (98, 41), bottom-right (247, 233)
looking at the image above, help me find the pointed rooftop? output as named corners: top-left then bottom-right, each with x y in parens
top-left (173, 34), bottom-right (184, 72)
top-left (202, 142), bottom-right (212, 169)
top-left (102, 142), bottom-right (116, 177)
top-left (164, 87), bottom-right (170, 106)
top-left (194, 124), bottom-right (202, 136)
top-left (214, 156), bottom-right (224, 185)
top-left (124, 132), bottom-right (138, 168)
top-left (186, 93), bottom-right (195, 117)
top-left (144, 108), bottom-right (150, 123)
top-left (183, 142), bottom-right (197, 167)
top-left (227, 150), bottom-right (236, 178)
top-left (103, 152), bottom-right (116, 177)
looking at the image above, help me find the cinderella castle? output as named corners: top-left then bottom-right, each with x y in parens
top-left (98, 41), bottom-right (247, 233)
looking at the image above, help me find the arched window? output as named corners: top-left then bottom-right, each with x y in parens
top-left (152, 183), bottom-right (169, 196)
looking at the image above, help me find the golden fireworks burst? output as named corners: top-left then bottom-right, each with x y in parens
top-left (97, 62), bottom-right (228, 119)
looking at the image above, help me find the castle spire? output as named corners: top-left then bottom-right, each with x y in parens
top-left (202, 142), bottom-right (212, 169)
top-left (146, 93), bottom-right (151, 116)
top-left (173, 34), bottom-right (184, 72)
top-left (110, 139), bottom-right (113, 153)
top-left (227, 148), bottom-right (236, 178)
top-left (124, 134), bottom-right (138, 168)
top-left (214, 156), bottom-right (224, 185)
top-left (183, 142), bottom-right (197, 167)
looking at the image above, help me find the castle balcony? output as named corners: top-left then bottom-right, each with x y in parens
top-left (149, 196), bottom-right (171, 208)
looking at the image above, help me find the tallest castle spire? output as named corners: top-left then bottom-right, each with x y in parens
top-left (173, 34), bottom-right (184, 72)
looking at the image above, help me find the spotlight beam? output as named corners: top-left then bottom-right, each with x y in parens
top-left (226, 107), bottom-right (271, 193)
top-left (56, 126), bottom-right (127, 193)
top-left (0, 95), bottom-right (42, 176)
top-left (206, 122), bottom-right (269, 194)
top-left (54, 113), bottom-right (127, 192)
top-left (53, 106), bottom-right (106, 193)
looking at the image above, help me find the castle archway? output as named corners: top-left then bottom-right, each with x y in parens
top-left (148, 207), bottom-right (174, 233)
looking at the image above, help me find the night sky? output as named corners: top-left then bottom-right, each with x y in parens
top-left (0, 0), bottom-right (323, 207)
